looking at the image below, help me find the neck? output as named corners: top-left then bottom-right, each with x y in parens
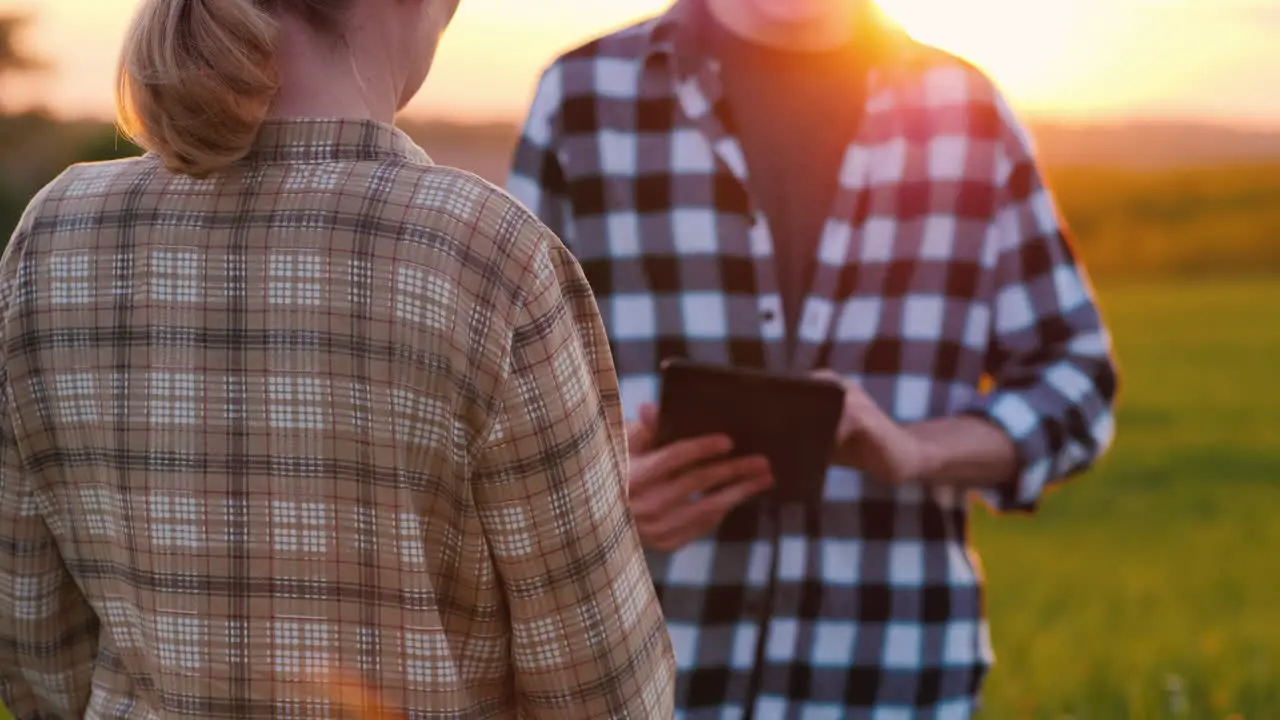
top-left (705, 0), bottom-right (861, 52)
top-left (267, 15), bottom-right (398, 124)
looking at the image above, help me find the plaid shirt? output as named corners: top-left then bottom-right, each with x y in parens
top-left (508, 3), bottom-right (1119, 717)
top-left (0, 119), bottom-right (675, 719)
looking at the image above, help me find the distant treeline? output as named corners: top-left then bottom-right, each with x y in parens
top-left (0, 113), bottom-right (518, 240)
top-left (3, 112), bottom-right (1278, 277)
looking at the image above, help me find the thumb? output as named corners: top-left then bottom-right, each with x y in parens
top-left (627, 409), bottom-right (657, 455)
top-left (638, 402), bottom-right (659, 429)
top-left (811, 368), bottom-right (843, 384)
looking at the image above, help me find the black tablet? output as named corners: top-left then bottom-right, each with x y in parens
top-left (654, 359), bottom-right (846, 505)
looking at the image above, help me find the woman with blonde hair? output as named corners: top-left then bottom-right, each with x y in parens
top-left (0, 1), bottom-right (674, 718)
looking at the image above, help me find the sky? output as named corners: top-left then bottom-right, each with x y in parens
top-left (2, 0), bottom-right (1278, 128)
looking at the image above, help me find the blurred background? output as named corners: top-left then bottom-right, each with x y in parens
top-left (0, 0), bottom-right (1276, 717)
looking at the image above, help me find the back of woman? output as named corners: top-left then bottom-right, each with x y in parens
top-left (0, 1), bottom-right (674, 718)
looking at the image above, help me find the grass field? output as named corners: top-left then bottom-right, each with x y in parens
top-left (1050, 165), bottom-right (1280, 277)
top-left (974, 276), bottom-right (1279, 718)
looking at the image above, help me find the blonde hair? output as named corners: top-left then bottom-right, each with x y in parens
top-left (116, 0), bottom-right (349, 177)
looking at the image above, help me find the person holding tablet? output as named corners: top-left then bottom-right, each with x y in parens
top-left (508, 0), bottom-right (1119, 716)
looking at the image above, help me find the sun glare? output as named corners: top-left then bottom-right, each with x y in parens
top-left (874, 0), bottom-right (1085, 101)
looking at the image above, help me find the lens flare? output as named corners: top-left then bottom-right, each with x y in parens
top-left (873, 0), bottom-right (1084, 97)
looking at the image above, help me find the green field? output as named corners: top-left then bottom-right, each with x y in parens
top-left (975, 276), bottom-right (1279, 718)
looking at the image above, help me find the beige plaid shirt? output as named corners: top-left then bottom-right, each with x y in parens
top-left (0, 119), bottom-right (674, 719)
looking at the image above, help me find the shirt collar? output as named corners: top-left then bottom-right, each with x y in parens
top-left (247, 119), bottom-right (431, 165)
top-left (643, 0), bottom-right (710, 78)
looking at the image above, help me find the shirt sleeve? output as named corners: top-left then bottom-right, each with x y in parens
top-left (471, 226), bottom-right (675, 718)
top-left (507, 64), bottom-right (576, 248)
top-left (1, 188), bottom-right (100, 720)
top-left (0, 376), bottom-right (100, 720)
top-left (963, 97), bottom-right (1121, 513)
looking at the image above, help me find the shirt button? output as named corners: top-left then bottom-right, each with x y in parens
top-left (761, 309), bottom-right (777, 322)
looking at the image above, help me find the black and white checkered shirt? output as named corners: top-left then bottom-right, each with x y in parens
top-left (509, 3), bottom-right (1119, 717)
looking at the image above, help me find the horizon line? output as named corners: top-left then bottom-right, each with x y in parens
top-left (14, 108), bottom-right (1279, 134)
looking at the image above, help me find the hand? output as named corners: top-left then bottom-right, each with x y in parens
top-left (814, 370), bottom-right (932, 486)
top-left (625, 403), bottom-right (774, 552)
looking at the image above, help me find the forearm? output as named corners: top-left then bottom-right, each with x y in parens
top-left (907, 415), bottom-right (1018, 490)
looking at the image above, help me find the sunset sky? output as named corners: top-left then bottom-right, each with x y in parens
top-left (2, 0), bottom-right (1278, 127)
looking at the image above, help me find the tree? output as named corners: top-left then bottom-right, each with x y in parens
top-left (0, 13), bottom-right (47, 114)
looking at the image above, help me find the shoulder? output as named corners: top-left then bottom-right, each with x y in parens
top-left (11, 156), bottom-right (158, 225)
top-left (899, 42), bottom-right (1004, 100)
top-left (45, 156), bottom-right (164, 207)
top-left (532, 15), bottom-right (660, 106)
top-left (1, 156), bottom-right (156, 274)
top-left (883, 38), bottom-right (1040, 162)
top-left (390, 163), bottom-right (564, 309)
top-left (559, 15), bottom-right (659, 67)
top-left (887, 39), bottom-right (1009, 119)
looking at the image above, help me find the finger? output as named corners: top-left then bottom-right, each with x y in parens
top-left (650, 467), bottom-right (773, 535)
top-left (646, 502), bottom-right (720, 552)
top-left (650, 474), bottom-right (774, 551)
top-left (626, 417), bottom-right (654, 455)
top-left (668, 454), bottom-right (771, 500)
top-left (812, 370), bottom-right (877, 403)
top-left (699, 471), bottom-right (775, 515)
top-left (632, 455), bottom-right (768, 526)
top-left (834, 378), bottom-right (878, 410)
top-left (638, 433), bottom-right (735, 486)
top-left (811, 368), bottom-right (844, 384)
top-left (638, 402), bottom-right (659, 430)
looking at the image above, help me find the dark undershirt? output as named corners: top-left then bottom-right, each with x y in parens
top-left (704, 11), bottom-right (869, 353)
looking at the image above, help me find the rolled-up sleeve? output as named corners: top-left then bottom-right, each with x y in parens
top-left (964, 99), bottom-right (1120, 513)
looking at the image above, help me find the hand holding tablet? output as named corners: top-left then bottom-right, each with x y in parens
top-left (626, 402), bottom-right (776, 552)
top-left (654, 359), bottom-right (847, 506)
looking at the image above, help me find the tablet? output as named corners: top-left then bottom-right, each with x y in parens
top-left (654, 359), bottom-right (846, 505)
